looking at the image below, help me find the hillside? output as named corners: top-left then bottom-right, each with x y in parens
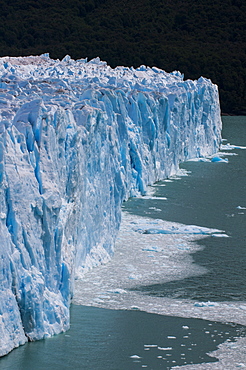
top-left (0, 0), bottom-right (245, 114)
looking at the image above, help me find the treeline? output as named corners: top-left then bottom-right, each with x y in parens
top-left (0, 0), bottom-right (245, 114)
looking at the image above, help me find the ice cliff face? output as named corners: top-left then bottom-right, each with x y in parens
top-left (0, 54), bottom-right (222, 356)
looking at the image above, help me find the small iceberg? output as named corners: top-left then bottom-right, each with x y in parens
top-left (211, 156), bottom-right (228, 163)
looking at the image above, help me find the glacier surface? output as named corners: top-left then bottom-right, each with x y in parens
top-left (0, 54), bottom-right (221, 356)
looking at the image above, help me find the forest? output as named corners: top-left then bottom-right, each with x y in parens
top-left (0, 0), bottom-right (245, 114)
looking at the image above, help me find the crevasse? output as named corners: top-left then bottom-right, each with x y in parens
top-left (0, 54), bottom-right (222, 356)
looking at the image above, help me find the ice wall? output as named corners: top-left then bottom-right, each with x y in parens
top-left (0, 54), bottom-right (222, 356)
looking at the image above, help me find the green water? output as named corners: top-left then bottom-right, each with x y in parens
top-left (1, 305), bottom-right (245, 370)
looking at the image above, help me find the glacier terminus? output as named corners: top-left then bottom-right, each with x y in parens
top-left (0, 54), bottom-right (222, 356)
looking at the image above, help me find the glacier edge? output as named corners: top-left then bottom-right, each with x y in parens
top-left (0, 55), bottom-right (222, 356)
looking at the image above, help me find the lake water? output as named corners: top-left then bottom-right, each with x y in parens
top-left (1, 116), bottom-right (246, 369)
top-left (0, 305), bottom-right (245, 370)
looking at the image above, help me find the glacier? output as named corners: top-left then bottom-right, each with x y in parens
top-left (0, 54), bottom-right (222, 356)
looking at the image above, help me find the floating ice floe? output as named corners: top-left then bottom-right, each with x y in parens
top-left (211, 156), bottom-right (228, 163)
top-left (221, 143), bottom-right (246, 150)
top-left (135, 224), bottom-right (228, 236)
top-left (158, 346), bottom-right (173, 350)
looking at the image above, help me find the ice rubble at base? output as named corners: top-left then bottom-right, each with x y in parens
top-left (74, 211), bottom-right (245, 327)
top-left (0, 54), bottom-right (222, 356)
top-left (74, 211), bottom-right (246, 369)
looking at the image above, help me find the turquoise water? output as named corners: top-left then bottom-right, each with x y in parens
top-left (126, 116), bottom-right (246, 302)
top-left (1, 116), bottom-right (246, 369)
top-left (1, 305), bottom-right (245, 369)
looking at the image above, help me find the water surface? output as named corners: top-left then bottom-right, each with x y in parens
top-left (1, 305), bottom-right (245, 370)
